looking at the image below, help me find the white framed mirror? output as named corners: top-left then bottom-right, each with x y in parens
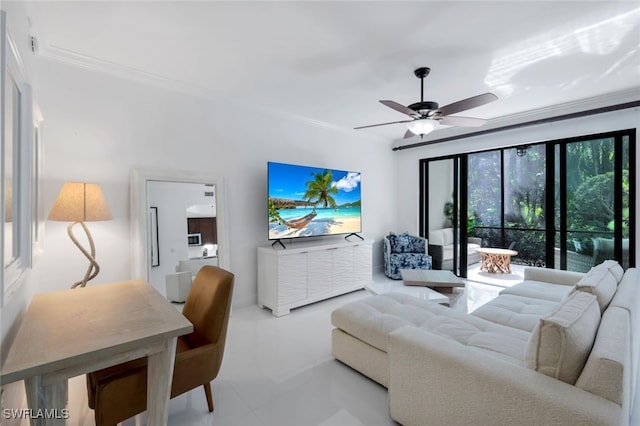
top-left (2, 10), bottom-right (34, 304)
top-left (130, 166), bottom-right (230, 295)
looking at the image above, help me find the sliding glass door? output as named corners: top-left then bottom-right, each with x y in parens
top-left (421, 129), bottom-right (635, 276)
top-left (556, 132), bottom-right (634, 272)
top-left (468, 145), bottom-right (548, 266)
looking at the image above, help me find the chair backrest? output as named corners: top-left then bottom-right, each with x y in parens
top-left (181, 266), bottom-right (234, 350)
top-left (385, 232), bottom-right (427, 254)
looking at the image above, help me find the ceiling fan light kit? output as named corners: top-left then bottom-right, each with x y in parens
top-left (355, 66), bottom-right (498, 139)
top-left (407, 119), bottom-right (437, 136)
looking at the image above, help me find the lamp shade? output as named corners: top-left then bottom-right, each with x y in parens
top-left (407, 119), bottom-right (437, 136)
top-left (48, 182), bottom-right (112, 222)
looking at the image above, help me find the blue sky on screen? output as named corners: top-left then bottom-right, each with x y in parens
top-left (268, 162), bottom-right (361, 205)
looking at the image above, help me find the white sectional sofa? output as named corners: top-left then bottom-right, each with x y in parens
top-left (331, 261), bottom-right (640, 425)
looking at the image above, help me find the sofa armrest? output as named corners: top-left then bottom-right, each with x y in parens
top-left (388, 326), bottom-right (621, 426)
top-left (523, 267), bottom-right (586, 286)
top-left (428, 244), bottom-right (444, 270)
top-left (468, 237), bottom-right (482, 246)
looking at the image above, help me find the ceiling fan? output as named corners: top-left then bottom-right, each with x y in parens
top-left (354, 67), bottom-right (498, 139)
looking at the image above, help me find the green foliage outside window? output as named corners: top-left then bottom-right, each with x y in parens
top-left (466, 137), bottom-right (630, 267)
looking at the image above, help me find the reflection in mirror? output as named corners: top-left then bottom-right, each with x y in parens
top-left (147, 181), bottom-right (220, 291)
top-left (427, 158), bottom-right (463, 276)
top-left (130, 167), bottom-right (229, 297)
top-left (428, 159), bottom-right (454, 230)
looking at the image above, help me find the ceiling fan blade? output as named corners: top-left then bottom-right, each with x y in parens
top-left (354, 119), bottom-right (414, 130)
top-left (380, 100), bottom-right (421, 118)
top-left (436, 93), bottom-right (498, 117)
top-left (403, 129), bottom-right (416, 139)
top-left (440, 116), bottom-right (488, 127)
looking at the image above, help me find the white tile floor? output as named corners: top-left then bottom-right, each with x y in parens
top-left (61, 267), bottom-right (639, 425)
top-left (66, 287), bottom-right (395, 426)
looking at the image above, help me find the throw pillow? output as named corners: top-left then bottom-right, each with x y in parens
top-left (575, 307), bottom-right (627, 405)
top-left (576, 267), bottom-right (617, 312)
top-left (525, 291), bottom-right (601, 385)
top-left (408, 235), bottom-right (426, 254)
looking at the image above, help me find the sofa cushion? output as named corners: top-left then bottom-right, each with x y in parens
top-left (471, 294), bottom-right (559, 332)
top-left (575, 306), bottom-right (629, 405)
top-left (428, 229), bottom-right (445, 246)
top-left (442, 228), bottom-right (454, 246)
top-left (575, 266), bottom-right (617, 312)
top-left (523, 267), bottom-right (585, 286)
top-left (525, 291), bottom-right (601, 384)
top-left (499, 280), bottom-right (575, 302)
top-left (332, 292), bottom-right (441, 352)
top-left (332, 292), bottom-right (530, 364)
top-left (427, 228), bottom-right (454, 247)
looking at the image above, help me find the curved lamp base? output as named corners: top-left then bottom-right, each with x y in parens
top-left (68, 221), bottom-right (100, 288)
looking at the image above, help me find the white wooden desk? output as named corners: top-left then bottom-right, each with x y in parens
top-left (0, 280), bottom-right (193, 425)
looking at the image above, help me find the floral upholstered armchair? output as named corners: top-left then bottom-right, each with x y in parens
top-left (383, 233), bottom-right (432, 280)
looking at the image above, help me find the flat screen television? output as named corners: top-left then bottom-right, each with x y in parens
top-left (268, 161), bottom-right (362, 241)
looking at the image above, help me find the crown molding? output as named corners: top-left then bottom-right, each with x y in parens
top-left (39, 43), bottom-right (639, 145)
top-left (40, 43), bottom-right (219, 99)
top-left (38, 43), bottom-right (356, 135)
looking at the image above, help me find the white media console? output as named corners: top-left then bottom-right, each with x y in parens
top-left (257, 238), bottom-right (373, 316)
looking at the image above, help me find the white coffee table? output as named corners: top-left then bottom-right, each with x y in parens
top-left (366, 280), bottom-right (450, 305)
top-left (400, 269), bottom-right (465, 293)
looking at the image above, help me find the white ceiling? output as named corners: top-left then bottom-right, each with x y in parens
top-left (25, 1), bottom-right (640, 143)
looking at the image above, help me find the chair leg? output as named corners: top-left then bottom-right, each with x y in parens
top-left (203, 383), bottom-right (214, 412)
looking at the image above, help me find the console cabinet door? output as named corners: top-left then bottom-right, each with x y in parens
top-left (332, 247), bottom-right (354, 290)
top-left (353, 244), bottom-right (373, 285)
top-left (308, 249), bottom-right (333, 298)
top-left (278, 252), bottom-right (307, 305)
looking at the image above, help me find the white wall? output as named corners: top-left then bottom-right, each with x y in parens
top-left (394, 107), bottom-right (640, 247)
top-left (32, 58), bottom-right (396, 308)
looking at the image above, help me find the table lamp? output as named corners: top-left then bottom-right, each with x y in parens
top-left (48, 182), bottom-right (112, 288)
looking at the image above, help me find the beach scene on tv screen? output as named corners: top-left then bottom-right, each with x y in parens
top-left (268, 163), bottom-right (362, 239)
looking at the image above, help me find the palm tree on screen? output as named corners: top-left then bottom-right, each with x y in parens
top-left (304, 170), bottom-right (338, 210)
